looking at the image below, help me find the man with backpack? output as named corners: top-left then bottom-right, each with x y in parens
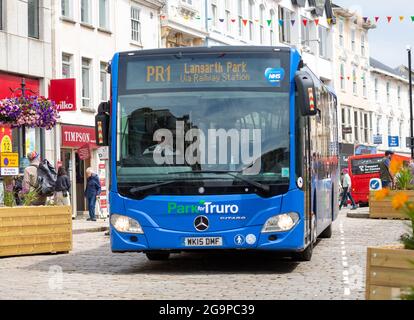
top-left (23, 151), bottom-right (47, 205)
top-left (23, 151), bottom-right (57, 206)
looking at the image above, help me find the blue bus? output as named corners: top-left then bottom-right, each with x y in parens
top-left (96, 46), bottom-right (339, 261)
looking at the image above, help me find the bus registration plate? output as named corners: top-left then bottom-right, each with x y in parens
top-left (184, 237), bottom-right (223, 247)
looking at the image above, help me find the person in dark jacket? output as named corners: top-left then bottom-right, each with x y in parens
top-left (379, 150), bottom-right (394, 188)
top-left (85, 167), bottom-right (101, 221)
top-left (54, 167), bottom-right (71, 206)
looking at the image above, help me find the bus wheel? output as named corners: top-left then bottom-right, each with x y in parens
top-left (292, 243), bottom-right (313, 262)
top-left (319, 224), bottom-right (332, 239)
top-left (145, 252), bottom-right (170, 261)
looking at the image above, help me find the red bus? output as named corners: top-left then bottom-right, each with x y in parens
top-left (347, 153), bottom-right (410, 205)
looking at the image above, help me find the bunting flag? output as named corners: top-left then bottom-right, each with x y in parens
top-left (412, 16), bottom-right (414, 22)
top-left (219, 18), bottom-right (224, 23)
top-left (291, 19), bottom-right (296, 26)
top-left (375, 16), bottom-right (380, 23)
top-left (327, 18), bottom-right (332, 25)
top-left (314, 19), bottom-right (319, 26)
top-left (399, 16), bottom-right (405, 22)
top-left (267, 19), bottom-right (272, 26)
top-left (302, 19), bottom-right (308, 26)
top-left (231, 18), bottom-right (236, 23)
top-left (255, 19), bottom-right (259, 23)
top-left (279, 19), bottom-right (284, 26)
top-left (387, 16), bottom-right (392, 23)
top-left (347, 76), bottom-right (350, 81)
top-left (160, 15), bottom-right (166, 20)
top-left (363, 17), bottom-right (369, 23)
top-left (242, 19), bottom-right (248, 26)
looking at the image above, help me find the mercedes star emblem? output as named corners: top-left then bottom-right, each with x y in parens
top-left (194, 215), bottom-right (209, 231)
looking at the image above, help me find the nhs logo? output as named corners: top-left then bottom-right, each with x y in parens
top-left (265, 68), bottom-right (285, 86)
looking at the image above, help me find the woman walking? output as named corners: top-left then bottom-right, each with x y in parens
top-left (54, 167), bottom-right (71, 206)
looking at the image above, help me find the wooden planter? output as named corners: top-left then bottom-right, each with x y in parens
top-left (369, 190), bottom-right (414, 219)
top-left (0, 205), bottom-right (72, 257)
top-left (366, 246), bottom-right (414, 300)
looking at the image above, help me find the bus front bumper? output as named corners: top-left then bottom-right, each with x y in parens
top-left (110, 221), bottom-right (305, 253)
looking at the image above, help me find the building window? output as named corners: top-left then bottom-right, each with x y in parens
top-left (341, 107), bottom-right (347, 141)
top-left (352, 68), bottom-right (357, 95)
top-left (100, 62), bottom-right (108, 102)
top-left (62, 53), bottom-right (73, 78)
top-left (340, 64), bottom-right (345, 90)
top-left (338, 20), bottom-right (344, 47)
top-left (351, 29), bottom-right (356, 51)
top-left (99, 0), bottom-right (109, 29)
top-left (28, 0), bottom-right (39, 39)
top-left (398, 86), bottom-right (401, 106)
top-left (399, 121), bottom-right (403, 147)
top-left (259, 5), bottom-right (265, 44)
top-left (238, 0), bottom-right (243, 37)
top-left (131, 6), bottom-right (141, 43)
top-left (269, 9), bottom-right (276, 45)
top-left (301, 16), bottom-right (311, 48)
top-left (364, 113), bottom-right (369, 143)
top-left (374, 78), bottom-right (378, 101)
top-left (248, 0), bottom-right (254, 41)
top-left (318, 26), bottom-right (329, 59)
top-left (61, 0), bottom-right (72, 18)
top-left (354, 111), bottom-right (359, 141)
top-left (81, 0), bottom-right (91, 24)
top-left (0, 0), bottom-right (3, 30)
top-left (388, 118), bottom-right (392, 136)
top-left (225, 0), bottom-right (231, 33)
top-left (182, 0), bottom-right (193, 4)
top-left (376, 116), bottom-right (381, 135)
top-left (362, 73), bottom-right (367, 97)
top-left (81, 58), bottom-right (92, 108)
top-left (361, 32), bottom-right (366, 56)
top-left (211, 1), bottom-right (217, 27)
top-left (386, 82), bottom-right (390, 103)
top-left (279, 7), bottom-right (292, 44)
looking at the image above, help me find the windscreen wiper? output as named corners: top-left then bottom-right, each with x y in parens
top-left (129, 181), bottom-right (177, 194)
top-left (190, 170), bottom-right (270, 194)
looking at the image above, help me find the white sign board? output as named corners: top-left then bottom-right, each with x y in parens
top-left (1, 167), bottom-right (19, 176)
top-left (97, 146), bottom-right (109, 160)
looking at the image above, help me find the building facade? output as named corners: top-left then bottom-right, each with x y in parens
top-left (370, 58), bottom-right (412, 155)
top-left (0, 0), bottom-right (53, 170)
top-left (332, 4), bottom-right (376, 169)
top-left (50, 0), bottom-right (163, 217)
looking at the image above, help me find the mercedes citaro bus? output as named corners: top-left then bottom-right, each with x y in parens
top-left (96, 46), bottom-right (339, 261)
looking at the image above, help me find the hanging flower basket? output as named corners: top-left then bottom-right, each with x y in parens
top-left (0, 95), bottom-right (59, 129)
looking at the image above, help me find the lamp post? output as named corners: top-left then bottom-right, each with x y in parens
top-left (408, 46), bottom-right (413, 159)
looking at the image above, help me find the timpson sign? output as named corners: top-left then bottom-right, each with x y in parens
top-left (61, 125), bottom-right (96, 148)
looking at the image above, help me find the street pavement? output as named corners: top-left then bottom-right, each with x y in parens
top-left (0, 208), bottom-right (407, 300)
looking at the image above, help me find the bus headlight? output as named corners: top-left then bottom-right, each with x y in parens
top-left (110, 214), bottom-right (144, 234)
top-left (261, 212), bottom-right (299, 233)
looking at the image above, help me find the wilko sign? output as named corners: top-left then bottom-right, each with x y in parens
top-left (48, 79), bottom-right (76, 112)
top-left (61, 125), bottom-right (96, 148)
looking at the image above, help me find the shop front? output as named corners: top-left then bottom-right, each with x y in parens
top-left (60, 124), bottom-right (98, 218)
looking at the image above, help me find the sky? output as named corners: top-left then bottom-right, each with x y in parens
top-left (333, 0), bottom-right (414, 68)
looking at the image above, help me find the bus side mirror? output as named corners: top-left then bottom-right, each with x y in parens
top-left (95, 101), bottom-right (110, 146)
top-left (295, 71), bottom-right (317, 116)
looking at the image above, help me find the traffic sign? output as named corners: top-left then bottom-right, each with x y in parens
top-left (369, 178), bottom-right (382, 191)
top-left (0, 152), bottom-right (19, 176)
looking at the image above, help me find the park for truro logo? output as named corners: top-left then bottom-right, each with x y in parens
top-left (168, 200), bottom-right (239, 215)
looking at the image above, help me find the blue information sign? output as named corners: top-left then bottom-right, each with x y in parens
top-left (388, 136), bottom-right (399, 147)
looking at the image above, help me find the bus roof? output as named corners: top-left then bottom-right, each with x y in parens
top-left (117, 46), bottom-right (294, 58)
top-left (348, 153), bottom-right (411, 161)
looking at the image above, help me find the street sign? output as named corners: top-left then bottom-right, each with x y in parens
top-left (342, 127), bottom-right (352, 134)
top-left (97, 146), bottom-right (109, 160)
top-left (373, 135), bottom-right (383, 145)
top-left (388, 136), bottom-right (399, 147)
top-left (0, 152), bottom-right (19, 176)
top-left (369, 178), bottom-right (382, 191)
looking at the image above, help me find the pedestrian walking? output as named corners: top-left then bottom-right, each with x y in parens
top-left (379, 150), bottom-right (394, 188)
top-left (23, 151), bottom-right (47, 206)
top-left (339, 168), bottom-right (357, 210)
top-left (54, 167), bottom-right (71, 206)
top-left (85, 167), bottom-right (101, 221)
